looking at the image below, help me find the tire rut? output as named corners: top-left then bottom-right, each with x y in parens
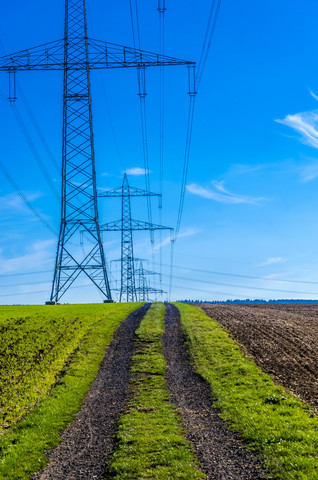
top-left (32, 303), bottom-right (150, 480)
top-left (163, 303), bottom-right (266, 480)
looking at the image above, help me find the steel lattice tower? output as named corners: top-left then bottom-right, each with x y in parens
top-left (99, 174), bottom-right (171, 302)
top-left (51, 0), bottom-right (111, 302)
top-left (0, 0), bottom-right (194, 303)
top-left (135, 261), bottom-right (162, 302)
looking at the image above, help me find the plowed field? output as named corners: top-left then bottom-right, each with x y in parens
top-left (198, 304), bottom-right (318, 411)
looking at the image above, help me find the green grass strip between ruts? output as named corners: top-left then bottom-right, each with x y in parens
top-left (0, 303), bottom-right (143, 480)
top-left (175, 302), bottom-right (318, 480)
top-left (107, 302), bottom-right (205, 480)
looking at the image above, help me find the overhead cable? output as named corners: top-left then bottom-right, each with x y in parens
top-left (0, 270), bottom-right (52, 278)
top-left (129, 0), bottom-right (154, 243)
top-left (17, 87), bottom-right (59, 172)
top-left (0, 40), bottom-right (60, 194)
top-left (2, 270), bottom-right (317, 298)
top-left (10, 103), bottom-right (60, 200)
top-left (154, 261), bottom-right (318, 286)
top-left (174, 0), bottom-right (222, 240)
top-left (170, 0), bottom-right (222, 299)
top-left (0, 161), bottom-right (58, 236)
top-left (158, 0), bottom-right (166, 294)
top-left (195, 0), bottom-right (222, 90)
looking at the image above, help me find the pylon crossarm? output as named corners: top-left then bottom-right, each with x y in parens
top-left (131, 220), bottom-right (173, 231)
top-left (100, 219), bottom-right (173, 232)
top-left (135, 287), bottom-right (166, 294)
top-left (135, 269), bottom-right (159, 276)
top-left (84, 38), bottom-right (194, 69)
top-left (99, 186), bottom-right (161, 197)
top-left (0, 39), bottom-right (65, 70)
top-left (0, 38), bottom-right (194, 71)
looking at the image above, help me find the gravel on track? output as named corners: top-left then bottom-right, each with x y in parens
top-left (163, 303), bottom-right (267, 480)
top-left (33, 303), bottom-right (150, 480)
top-left (199, 303), bottom-right (318, 410)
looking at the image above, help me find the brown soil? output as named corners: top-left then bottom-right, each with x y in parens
top-left (199, 303), bottom-right (318, 411)
top-left (163, 304), bottom-right (266, 480)
top-left (32, 303), bottom-right (150, 480)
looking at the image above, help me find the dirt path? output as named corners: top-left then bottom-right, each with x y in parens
top-left (163, 303), bottom-right (266, 480)
top-left (33, 303), bottom-right (150, 480)
top-left (199, 304), bottom-right (318, 410)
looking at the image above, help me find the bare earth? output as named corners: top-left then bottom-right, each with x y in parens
top-left (198, 303), bottom-right (318, 411)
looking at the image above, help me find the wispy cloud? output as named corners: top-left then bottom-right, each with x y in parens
top-left (186, 180), bottom-right (265, 205)
top-left (261, 272), bottom-right (293, 280)
top-left (153, 228), bottom-right (199, 252)
top-left (310, 90), bottom-right (318, 102)
top-left (0, 239), bottom-right (55, 275)
top-left (0, 191), bottom-right (44, 211)
top-left (276, 110), bottom-right (318, 149)
top-left (124, 167), bottom-right (149, 176)
top-left (228, 163), bottom-right (271, 175)
top-left (299, 161), bottom-right (318, 182)
top-left (258, 257), bottom-right (285, 267)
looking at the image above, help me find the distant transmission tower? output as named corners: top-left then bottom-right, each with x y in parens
top-left (135, 261), bottom-right (163, 302)
top-left (99, 174), bottom-right (171, 302)
top-left (0, 0), bottom-right (194, 303)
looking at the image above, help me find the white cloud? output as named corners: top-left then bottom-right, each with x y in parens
top-left (154, 228), bottom-right (199, 252)
top-left (299, 161), bottom-right (318, 182)
top-left (276, 110), bottom-right (318, 149)
top-left (228, 163), bottom-right (270, 175)
top-left (310, 90), bottom-right (318, 102)
top-left (186, 180), bottom-right (265, 205)
top-left (258, 257), bottom-right (285, 267)
top-left (124, 167), bottom-right (149, 176)
top-left (0, 191), bottom-right (44, 211)
top-left (0, 239), bottom-right (55, 274)
top-left (261, 272), bottom-right (293, 280)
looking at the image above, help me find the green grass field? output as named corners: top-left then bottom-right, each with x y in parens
top-left (0, 301), bottom-right (317, 480)
top-left (0, 302), bottom-right (142, 479)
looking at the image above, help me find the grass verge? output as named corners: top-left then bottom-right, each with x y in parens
top-left (0, 304), bottom-right (122, 432)
top-left (107, 302), bottom-right (205, 480)
top-left (175, 302), bottom-right (318, 480)
top-left (0, 303), bottom-right (143, 480)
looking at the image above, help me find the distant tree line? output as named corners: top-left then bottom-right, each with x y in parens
top-left (177, 299), bottom-right (318, 304)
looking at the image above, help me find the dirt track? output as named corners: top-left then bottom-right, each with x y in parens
top-left (163, 304), bottom-right (266, 480)
top-left (199, 303), bottom-right (318, 411)
top-left (33, 304), bottom-right (150, 480)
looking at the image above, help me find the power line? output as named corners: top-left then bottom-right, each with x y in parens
top-left (195, 0), bottom-right (222, 91)
top-left (10, 103), bottom-right (60, 200)
top-left (0, 270), bottom-right (52, 278)
top-left (158, 0), bottom-right (166, 295)
top-left (0, 40), bottom-right (60, 193)
top-left (0, 281), bottom-right (101, 298)
top-left (174, 88), bottom-right (196, 239)
top-left (155, 261), bottom-right (318, 286)
top-left (174, 0), bottom-right (222, 240)
top-left (129, 0), bottom-right (154, 244)
top-left (18, 87), bottom-right (59, 172)
top-left (0, 161), bottom-right (58, 236)
top-left (163, 272), bottom-right (318, 296)
top-left (86, 2), bottom-right (124, 170)
top-left (159, 282), bottom-right (297, 301)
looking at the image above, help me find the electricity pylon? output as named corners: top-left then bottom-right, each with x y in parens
top-left (0, 0), bottom-right (194, 303)
top-left (135, 261), bottom-right (163, 301)
top-left (99, 174), bottom-right (171, 302)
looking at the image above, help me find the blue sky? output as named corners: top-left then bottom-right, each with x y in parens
top-left (2, 0), bottom-right (318, 303)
